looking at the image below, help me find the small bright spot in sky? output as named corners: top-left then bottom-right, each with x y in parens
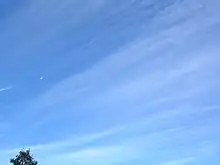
top-left (40, 77), bottom-right (44, 80)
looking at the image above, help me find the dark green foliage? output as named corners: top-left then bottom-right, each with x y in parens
top-left (10, 149), bottom-right (38, 165)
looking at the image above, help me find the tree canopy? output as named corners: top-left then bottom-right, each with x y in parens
top-left (10, 149), bottom-right (38, 165)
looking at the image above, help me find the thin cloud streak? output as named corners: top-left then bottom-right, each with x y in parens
top-left (162, 157), bottom-right (196, 165)
top-left (0, 86), bottom-right (13, 92)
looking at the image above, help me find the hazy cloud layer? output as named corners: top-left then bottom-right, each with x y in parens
top-left (0, 0), bottom-right (220, 165)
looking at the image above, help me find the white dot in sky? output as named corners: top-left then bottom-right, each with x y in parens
top-left (40, 77), bottom-right (44, 80)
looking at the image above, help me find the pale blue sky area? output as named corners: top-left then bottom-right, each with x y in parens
top-left (0, 0), bottom-right (220, 165)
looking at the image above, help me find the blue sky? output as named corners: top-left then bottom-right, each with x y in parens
top-left (0, 0), bottom-right (220, 164)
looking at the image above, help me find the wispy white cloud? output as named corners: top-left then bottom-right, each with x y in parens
top-left (42, 145), bottom-right (139, 165)
top-left (29, 0), bottom-right (220, 113)
top-left (1, 0), bottom-right (220, 165)
top-left (162, 157), bottom-right (196, 165)
top-left (3, 103), bottom-right (219, 165)
top-left (0, 86), bottom-right (13, 92)
top-left (2, 108), bottom-right (220, 165)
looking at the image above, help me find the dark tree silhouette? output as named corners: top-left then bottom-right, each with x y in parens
top-left (10, 149), bottom-right (38, 165)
